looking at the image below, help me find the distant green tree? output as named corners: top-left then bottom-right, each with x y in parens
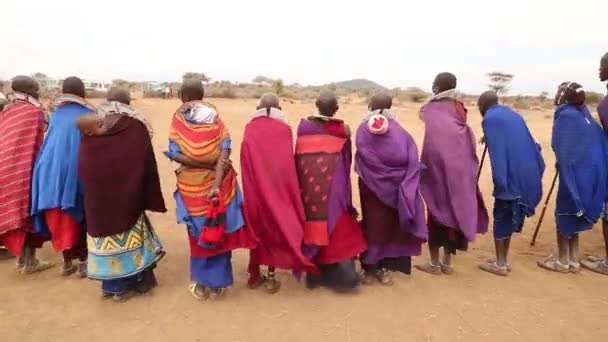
top-left (182, 72), bottom-right (210, 83)
top-left (487, 72), bottom-right (514, 96)
top-left (272, 79), bottom-right (285, 95)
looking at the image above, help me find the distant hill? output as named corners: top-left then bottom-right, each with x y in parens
top-left (332, 79), bottom-right (388, 91)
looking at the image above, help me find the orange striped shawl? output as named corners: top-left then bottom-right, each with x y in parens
top-left (170, 103), bottom-right (236, 216)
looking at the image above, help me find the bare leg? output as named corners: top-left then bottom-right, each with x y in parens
top-left (495, 239), bottom-right (508, 268)
top-left (429, 245), bottom-right (440, 266)
top-left (557, 230), bottom-right (570, 266)
top-left (603, 221), bottom-right (608, 258)
top-left (569, 234), bottom-right (580, 272)
top-left (442, 248), bottom-right (452, 266)
top-left (441, 248), bottom-right (454, 274)
top-left (264, 266), bottom-right (281, 294)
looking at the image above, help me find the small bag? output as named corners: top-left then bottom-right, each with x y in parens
top-left (199, 195), bottom-right (227, 244)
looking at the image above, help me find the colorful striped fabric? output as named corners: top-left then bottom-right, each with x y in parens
top-left (0, 97), bottom-right (45, 235)
top-left (169, 102), bottom-right (236, 216)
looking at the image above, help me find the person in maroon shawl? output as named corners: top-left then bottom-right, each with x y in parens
top-left (355, 94), bottom-right (427, 285)
top-left (77, 89), bottom-right (167, 302)
top-left (240, 94), bottom-right (318, 293)
top-left (0, 76), bottom-right (54, 274)
top-left (296, 92), bottom-right (367, 291)
top-left (416, 73), bottom-right (489, 275)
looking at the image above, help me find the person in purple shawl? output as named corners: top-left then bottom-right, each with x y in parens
top-left (416, 73), bottom-right (489, 275)
top-left (355, 94), bottom-right (427, 285)
top-left (477, 91), bottom-right (545, 276)
top-left (581, 52), bottom-right (608, 275)
top-left (538, 82), bottom-right (608, 273)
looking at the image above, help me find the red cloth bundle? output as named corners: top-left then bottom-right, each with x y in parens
top-left (199, 196), bottom-right (226, 244)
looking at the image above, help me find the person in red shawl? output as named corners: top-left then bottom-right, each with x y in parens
top-left (0, 76), bottom-right (54, 274)
top-left (240, 94), bottom-right (318, 293)
top-left (295, 92), bottom-right (367, 291)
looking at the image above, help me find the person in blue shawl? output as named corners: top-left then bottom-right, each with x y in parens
top-left (31, 77), bottom-right (94, 277)
top-left (477, 91), bottom-right (545, 276)
top-left (538, 82), bottom-right (608, 273)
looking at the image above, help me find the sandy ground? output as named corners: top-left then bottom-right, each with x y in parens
top-left (1, 97), bottom-right (607, 342)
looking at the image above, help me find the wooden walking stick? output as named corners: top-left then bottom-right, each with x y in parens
top-left (477, 144), bottom-right (488, 181)
top-left (530, 171), bottom-right (559, 246)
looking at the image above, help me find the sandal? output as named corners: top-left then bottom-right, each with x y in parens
top-left (440, 262), bottom-right (454, 275)
top-left (189, 283), bottom-right (209, 301)
top-left (569, 261), bottom-right (581, 274)
top-left (23, 259), bottom-right (55, 274)
top-left (61, 264), bottom-right (78, 277)
top-left (415, 262), bottom-right (442, 275)
top-left (580, 258), bottom-right (608, 276)
top-left (360, 271), bottom-right (376, 285)
top-left (209, 288), bottom-right (226, 299)
top-left (77, 261), bottom-right (88, 278)
top-left (537, 255), bottom-right (569, 274)
top-left (375, 269), bottom-right (393, 286)
top-left (479, 262), bottom-right (509, 277)
top-left (264, 274), bottom-right (281, 294)
top-left (486, 258), bottom-right (512, 272)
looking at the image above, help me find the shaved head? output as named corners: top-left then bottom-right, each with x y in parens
top-left (600, 52), bottom-right (608, 82)
top-left (432, 72), bottom-right (457, 94)
top-left (369, 93), bottom-right (393, 111)
top-left (316, 91), bottom-right (339, 117)
top-left (107, 87), bottom-right (131, 105)
top-left (257, 93), bottom-right (281, 111)
top-left (62, 76), bottom-right (86, 98)
top-left (11, 75), bottom-right (40, 99)
top-left (180, 79), bottom-right (204, 103)
top-left (478, 91), bottom-right (499, 116)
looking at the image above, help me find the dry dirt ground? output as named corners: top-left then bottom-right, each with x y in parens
top-left (1, 97), bottom-right (608, 342)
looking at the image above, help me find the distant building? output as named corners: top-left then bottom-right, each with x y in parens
top-left (84, 81), bottom-right (111, 92)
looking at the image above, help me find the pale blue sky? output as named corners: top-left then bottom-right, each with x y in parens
top-left (2, 0), bottom-right (606, 95)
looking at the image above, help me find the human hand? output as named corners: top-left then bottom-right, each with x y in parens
top-left (208, 187), bottom-right (220, 203)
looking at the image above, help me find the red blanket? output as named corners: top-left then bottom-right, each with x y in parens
top-left (241, 117), bottom-right (318, 284)
top-left (0, 101), bottom-right (45, 236)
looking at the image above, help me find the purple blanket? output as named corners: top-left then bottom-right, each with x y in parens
top-left (355, 118), bottom-right (427, 241)
top-left (419, 100), bottom-right (488, 241)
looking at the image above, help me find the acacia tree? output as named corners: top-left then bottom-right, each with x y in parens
top-left (487, 72), bottom-right (514, 96)
top-left (182, 72), bottom-right (210, 83)
top-left (272, 79), bottom-right (284, 95)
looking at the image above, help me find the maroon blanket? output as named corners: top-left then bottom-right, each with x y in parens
top-left (241, 117), bottom-right (318, 282)
top-left (79, 116), bottom-right (166, 237)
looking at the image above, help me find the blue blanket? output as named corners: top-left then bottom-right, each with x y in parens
top-left (552, 104), bottom-right (608, 236)
top-left (482, 105), bottom-right (545, 214)
top-left (31, 103), bottom-right (91, 234)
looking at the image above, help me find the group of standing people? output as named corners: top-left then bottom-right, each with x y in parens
top-left (1, 52), bottom-right (608, 303)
